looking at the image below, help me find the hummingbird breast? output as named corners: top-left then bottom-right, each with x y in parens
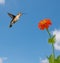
top-left (13, 15), bottom-right (20, 23)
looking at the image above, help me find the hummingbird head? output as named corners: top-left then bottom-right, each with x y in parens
top-left (17, 12), bottom-right (22, 17)
top-left (17, 12), bottom-right (26, 17)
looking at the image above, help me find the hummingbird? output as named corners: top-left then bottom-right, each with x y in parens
top-left (8, 12), bottom-right (22, 28)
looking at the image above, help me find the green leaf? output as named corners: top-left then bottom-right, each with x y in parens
top-left (54, 59), bottom-right (57, 63)
top-left (48, 35), bottom-right (56, 44)
top-left (48, 54), bottom-right (55, 63)
top-left (56, 55), bottom-right (60, 63)
top-left (53, 55), bottom-right (60, 63)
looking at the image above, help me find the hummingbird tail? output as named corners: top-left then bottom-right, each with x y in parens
top-left (9, 24), bottom-right (12, 28)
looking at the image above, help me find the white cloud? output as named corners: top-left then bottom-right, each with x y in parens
top-left (0, 0), bottom-right (5, 4)
top-left (0, 57), bottom-right (7, 63)
top-left (40, 58), bottom-right (49, 63)
top-left (3, 57), bottom-right (8, 60)
top-left (52, 29), bottom-right (60, 50)
top-left (0, 58), bottom-right (3, 63)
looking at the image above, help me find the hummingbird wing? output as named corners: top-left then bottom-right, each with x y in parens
top-left (8, 13), bottom-right (16, 19)
top-left (9, 19), bottom-right (14, 28)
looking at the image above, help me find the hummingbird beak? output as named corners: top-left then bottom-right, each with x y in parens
top-left (19, 12), bottom-right (27, 16)
top-left (22, 13), bottom-right (27, 15)
top-left (22, 13), bottom-right (25, 15)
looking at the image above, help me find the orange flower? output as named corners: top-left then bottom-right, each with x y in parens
top-left (38, 19), bottom-right (52, 30)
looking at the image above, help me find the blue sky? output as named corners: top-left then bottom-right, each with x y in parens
top-left (0, 0), bottom-right (60, 63)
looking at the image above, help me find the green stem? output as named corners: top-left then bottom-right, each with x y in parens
top-left (52, 43), bottom-right (55, 63)
top-left (52, 43), bottom-right (55, 58)
top-left (46, 28), bottom-right (55, 62)
top-left (46, 28), bottom-right (51, 38)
